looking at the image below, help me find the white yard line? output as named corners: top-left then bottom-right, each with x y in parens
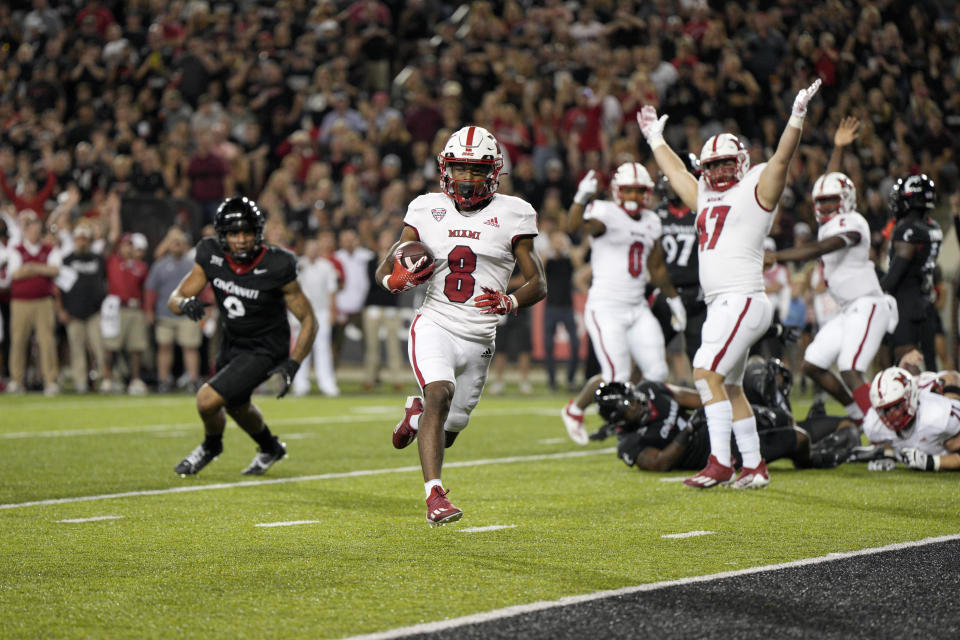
top-left (0, 448), bottom-right (615, 510)
top-left (254, 520), bottom-right (320, 528)
top-left (57, 515), bottom-right (124, 523)
top-left (459, 525), bottom-right (517, 533)
top-left (661, 530), bottom-right (714, 539)
top-left (343, 532), bottom-right (960, 640)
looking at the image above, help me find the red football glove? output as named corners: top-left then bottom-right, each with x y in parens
top-left (474, 286), bottom-right (518, 315)
top-left (384, 255), bottom-right (434, 293)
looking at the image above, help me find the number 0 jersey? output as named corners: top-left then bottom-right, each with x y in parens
top-left (583, 200), bottom-right (662, 305)
top-left (403, 192), bottom-right (538, 342)
top-left (696, 164), bottom-right (775, 303)
top-left (194, 237), bottom-right (299, 357)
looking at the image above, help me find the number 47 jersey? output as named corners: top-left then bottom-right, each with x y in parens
top-left (696, 164), bottom-right (774, 303)
top-left (403, 192), bottom-right (539, 342)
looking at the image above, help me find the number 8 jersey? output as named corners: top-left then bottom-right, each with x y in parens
top-left (696, 164), bottom-right (774, 303)
top-left (583, 200), bottom-right (662, 305)
top-left (403, 192), bottom-right (539, 342)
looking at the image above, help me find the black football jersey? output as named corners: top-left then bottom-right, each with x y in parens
top-left (195, 237), bottom-right (299, 358)
top-left (888, 216), bottom-right (942, 299)
top-left (619, 382), bottom-right (709, 468)
top-left (655, 203), bottom-right (700, 289)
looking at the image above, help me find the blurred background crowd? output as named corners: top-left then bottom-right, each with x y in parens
top-left (0, 0), bottom-right (958, 395)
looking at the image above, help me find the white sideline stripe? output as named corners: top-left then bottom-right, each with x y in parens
top-left (0, 407), bottom-right (562, 440)
top-left (0, 448), bottom-right (614, 510)
top-left (459, 525), bottom-right (517, 533)
top-left (254, 520), bottom-right (320, 528)
top-left (661, 530), bottom-right (714, 539)
top-left (57, 515), bottom-right (124, 523)
top-left (659, 477), bottom-right (688, 483)
top-left (537, 438), bottom-right (569, 445)
top-left (343, 532), bottom-right (960, 640)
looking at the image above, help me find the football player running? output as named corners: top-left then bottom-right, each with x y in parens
top-left (883, 173), bottom-right (942, 370)
top-left (639, 78), bottom-right (823, 489)
top-left (560, 162), bottom-right (687, 446)
top-left (169, 197), bottom-right (317, 476)
top-left (375, 126), bottom-right (546, 526)
top-left (764, 118), bottom-right (893, 427)
top-left (865, 366), bottom-right (960, 472)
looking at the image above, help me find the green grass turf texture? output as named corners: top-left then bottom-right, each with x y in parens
top-left (1, 389), bottom-right (957, 639)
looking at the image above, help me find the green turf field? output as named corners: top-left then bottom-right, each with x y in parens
top-left (1, 390), bottom-right (957, 639)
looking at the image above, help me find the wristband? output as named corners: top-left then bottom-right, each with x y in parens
top-left (788, 114), bottom-right (804, 129)
top-left (508, 294), bottom-right (518, 310)
top-left (381, 274), bottom-right (391, 291)
top-left (931, 455), bottom-right (941, 472)
top-left (648, 135), bottom-right (666, 150)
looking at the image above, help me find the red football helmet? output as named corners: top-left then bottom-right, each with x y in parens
top-left (700, 134), bottom-right (749, 192)
top-left (812, 172), bottom-right (857, 224)
top-left (869, 367), bottom-right (919, 432)
top-left (437, 126), bottom-right (503, 209)
top-left (611, 162), bottom-right (654, 216)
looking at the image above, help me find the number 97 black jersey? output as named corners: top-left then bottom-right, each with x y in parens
top-left (656, 203), bottom-right (700, 289)
top-left (195, 237), bottom-right (299, 358)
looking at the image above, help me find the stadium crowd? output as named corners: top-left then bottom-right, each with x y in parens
top-left (0, 0), bottom-right (958, 396)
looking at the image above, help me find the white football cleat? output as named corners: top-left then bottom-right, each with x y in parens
top-left (561, 399), bottom-right (588, 446)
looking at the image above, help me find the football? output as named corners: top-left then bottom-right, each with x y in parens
top-left (396, 240), bottom-right (435, 273)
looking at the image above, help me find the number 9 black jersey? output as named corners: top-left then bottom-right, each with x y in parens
top-left (195, 237), bottom-right (299, 358)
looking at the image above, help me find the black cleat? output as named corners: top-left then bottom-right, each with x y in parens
top-left (175, 444), bottom-right (222, 475)
top-left (241, 438), bottom-right (287, 475)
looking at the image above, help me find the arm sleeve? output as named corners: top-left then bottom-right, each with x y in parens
top-left (881, 255), bottom-right (910, 293)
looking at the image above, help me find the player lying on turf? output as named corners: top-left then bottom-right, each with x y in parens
top-left (862, 350), bottom-right (960, 472)
top-left (591, 357), bottom-right (860, 474)
top-left (377, 126), bottom-right (546, 526)
top-left (168, 196), bottom-right (317, 476)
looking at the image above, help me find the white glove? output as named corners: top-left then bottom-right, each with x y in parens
top-left (573, 170), bottom-right (598, 205)
top-left (666, 296), bottom-right (687, 332)
top-left (789, 78), bottom-right (822, 125)
top-left (898, 448), bottom-right (940, 471)
top-left (637, 105), bottom-right (668, 149)
top-left (867, 458), bottom-right (897, 472)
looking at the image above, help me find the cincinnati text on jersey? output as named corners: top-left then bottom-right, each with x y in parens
top-left (212, 277), bottom-right (261, 299)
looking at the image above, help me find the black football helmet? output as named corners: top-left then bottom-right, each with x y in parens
top-left (595, 381), bottom-right (646, 425)
top-left (743, 357), bottom-right (793, 409)
top-left (888, 174), bottom-right (936, 219)
top-left (214, 196), bottom-right (265, 263)
top-left (656, 152), bottom-right (702, 205)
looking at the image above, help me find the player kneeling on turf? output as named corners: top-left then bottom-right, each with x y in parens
top-left (168, 197), bottom-right (317, 476)
top-left (377, 125), bottom-right (546, 526)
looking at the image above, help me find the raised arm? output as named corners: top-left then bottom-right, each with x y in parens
top-left (756, 79), bottom-right (822, 210)
top-left (566, 170), bottom-right (606, 237)
top-left (826, 116), bottom-right (861, 174)
top-left (638, 107), bottom-right (699, 211)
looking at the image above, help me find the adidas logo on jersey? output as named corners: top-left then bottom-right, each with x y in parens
top-left (483, 217), bottom-right (499, 227)
top-left (480, 348), bottom-right (493, 359)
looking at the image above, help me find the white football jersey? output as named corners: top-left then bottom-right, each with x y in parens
top-left (817, 212), bottom-right (881, 306)
top-left (863, 392), bottom-right (960, 456)
top-left (583, 200), bottom-right (662, 305)
top-left (403, 192), bottom-right (538, 342)
top-left (696, 164), bottom-right (774, 302)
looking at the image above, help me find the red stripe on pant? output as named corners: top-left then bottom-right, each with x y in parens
top-left (850, 304), bottom-right (877, 371)
top-left (410, 314), bottom-right (426, 389)
top-left (710, 298), bottom-right (753, 371)
top-left (590, 310), bottom-right (616, 379)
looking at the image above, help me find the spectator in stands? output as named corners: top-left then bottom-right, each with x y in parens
top-left (362, 229), bottom-right (404, 391)
top-left (101, 232), bottom-right (149, 394)
top-left (292, 237), bottom-right (340, 397)
top-left (187, 131), bottom-right (231, 224)
top-left (56, 221), bottom-right (106, 393)
top-left (539, 229), bottom-right (584, 392)
top-left (145, 227), bottom-right (201, 393)
top-left (6, 210), bottom-right (60, 395)
top-left (332, 228), bottom-right (374, 366)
